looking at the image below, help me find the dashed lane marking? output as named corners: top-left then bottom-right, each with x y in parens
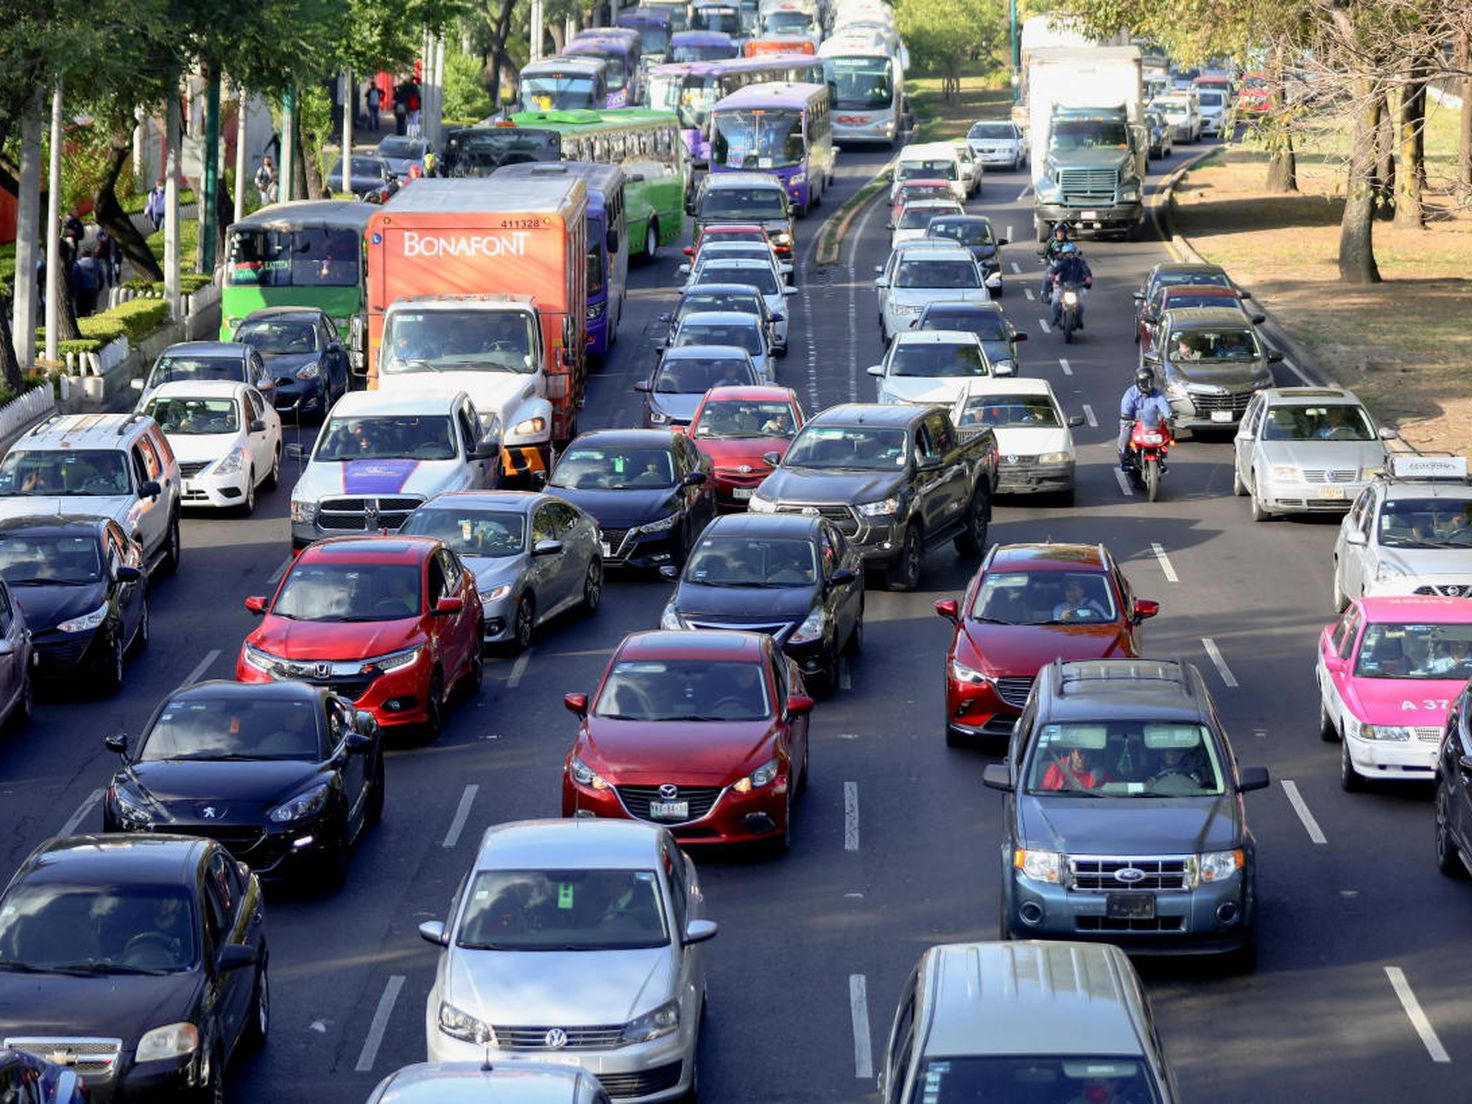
top-left (59, 789), bottom-right (103, 837)
top-left (1024, 288), bottom-right (1035, 301)
top-left (1201, 637), bottom-right (1239, 687)
top-left (180, 649), bottom-right (221, 688)
top-left (508, 649), bottom-right (533, 689)
top-left (442, 784), bottom-right (479, 848)
top-left (844, 781), bottom-right (859, 851)
top-left (1150, 542), bottom-right (1178, 582)
top-left (1385, 967), bottom-right (1451, 1063)
top-left (1280, 780), bottom-right (1327, 845)
top-left (1009, 261), bottom-right (1021, 274)
top-left (1058, 357), bottom-right (1072, 376)
top-left (1114, 469), bottom-right (1134, 497)
top-left (354, 975), bottom-right (406, 1072)
top-left (1082, 404), bottom-right (1097, 428)
top-left (850, 974), bottom-right (874, 1079)
top-left (1038, 318), bottom-right (1052, 334)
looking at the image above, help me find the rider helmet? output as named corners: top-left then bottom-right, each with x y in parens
top-left (1059, 241), bottom-right (1077, 255)
top-left (1135, 366), bottom-right (1155, 391)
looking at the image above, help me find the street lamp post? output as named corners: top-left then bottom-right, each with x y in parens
top-left (1010, 0), bottom-right (1020, 102)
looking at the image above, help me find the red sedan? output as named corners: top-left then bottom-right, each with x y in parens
top-left (686, 222), bottom-right (776, 257)
top-left (561, 630), bottom-right (814, 852)
top-left (237, 535), bottom-right (483, 737)
top-left (683, 385), bottom-right (807, 510)
top-left (935, 543), bottom-right (1158, 745)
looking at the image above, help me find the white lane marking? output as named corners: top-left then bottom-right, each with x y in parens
top-left (1023, 287), bottom-right (1035, 301)
top-left (839, 655), bottom-right (852, 690)
top-left (1385, 967), bottom-right (1451, 1063)
top-left (1008, 261), bottom-right (1021, 275)
top-left (1114, 469), bottom-right (1135, 497)
top-left (508, 649), bottom-right (533, 688)
top-left (1016, 184), bottom-right (1033, 201)
top-left (849, 974), bottom-right (874, 1079)
top-left (354, 974), bottom-right (406, 1072)
top-left (1038, 318), bottom-right (1051, 334)
top-left (266, 555), bottom-right (293, 587)
top-left (844, 781), bottom-right (859, 851)
top-left (1277, 353), bottom-right (1314, 387)
top-left (1280, 780), bottom-right (1327, 845)
top-left (442, 784), bottom-right (479, 848)
top-left (1058, 357), bottom-right (1072, 376)
top-left (59, 788), bottom-right (103, 837)
top-left (180, 648), bottom-right (221, 687)
top-left (1201, 637), bottom-right (1239, 687)
top-left (1150, 542), bottom-right (1178, 583)
top-left (1082, 404), bottom-right (1097, 428)
top-left (1005, 224), bottom-right (1015, 242)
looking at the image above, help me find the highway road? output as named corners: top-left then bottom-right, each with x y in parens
top-left (1, 136), bottom-right (1466, 1103)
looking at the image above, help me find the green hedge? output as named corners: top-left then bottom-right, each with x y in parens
top-left (122, 274), bottom-right (213, 295)
top-left (38, 297), bottom-right (171, 357)
top-left (146, 219), bottom-right (201, 269)
top-left (0, 244), bottom-right (15, 297)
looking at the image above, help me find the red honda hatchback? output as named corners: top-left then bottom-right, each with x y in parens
top-left (684, 385), bottom-right (807, 510)
top-left (237, 536), bottom-right (483, 737)
top-left (561, 630), bottom-right (814, 852)
top-left (935, 543), bottom-right (1159, 745)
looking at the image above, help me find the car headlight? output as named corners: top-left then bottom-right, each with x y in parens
top-left (587, 301), bottom-right (606, 321)
top-left (660, 603), bottom-right (685, 630)
top-left (438, 1001), bottom-right (496, 1045)
top-left (480, 584), bottom-right (511, 606)
top-left (1270, 465), bottom-right (1299, 482)
top-left (365, 645), bottom-right (423, 673)
top-left (290, 499), bottom-right (317, 523)
top-left (57, 603), bottom-right (108, 634)
top-left (649, 409), bottom-right (670, 425)
top-left (1359, 466), bottom-right (1382, 481)
top-left (1013, 848), bottom-right (1063, 885)
top-left (242, 642), bottom-right (278, 673)
top-left (637, 514), bottom-right (679, 534)
top-left (621, 999), bottom-right (680, 1044)
top-left (269, 783), bottom-right (330, 823)
top-left (1375, 560), bottom-right (1409, 582)
top-left (992, 358), bottom-right (1017, 376)
top-left (789, 607), bottom-right (827, 644)
top-left (1120, 187), bottom-right (1140, 201)
top-left (855, 496), bottom-right (899, 517)
top-left (135, 1022), bottom-right (200, 1063)
top-left (949, 658), bottom-right (989, 686)
top-left (894, 302), bottom-right (923, 314)
top-left (570, 755), bottom-right (611, 791)
top-left (111, 787), bottom-right (156, 828)
top-left (732, 756), bottom-right (781, 794)
top-left (295, 360), bottom-right (321, 380)
top-left (512, 416), bottom-right (547, 437)
top-left (213, 446), bottom-right (248, 476)
top-left (1037, 451), bottom-right (1072, 465)
top-left (1185, 849), bottom-right (1244, 888)
top-left (772, 232), bottom-right (793, 246)
top-left (748, 495), bottom-right (776, 513)
top-left (1038, 183), bottom-right (1063, 202)
top-left (1360, 724), bottom-right (1414, 742)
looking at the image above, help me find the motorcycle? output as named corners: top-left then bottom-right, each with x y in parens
top-left (1054, 282), bottom-right (1083, 343)
top-left (1124, 419), bottom-right (1173, 502)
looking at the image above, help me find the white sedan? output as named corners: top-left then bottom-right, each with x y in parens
top-left (951, 377), bottom-right (1082, 498)
top-left (868, 330), bottom-right (1002, 406)
top-left (141, 380), bottom-right (282, 514)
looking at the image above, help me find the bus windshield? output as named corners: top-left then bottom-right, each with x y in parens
top-left (763, 10), bottom-right (813, 33)
top-left (570, 50), bottom-right (629, 91)
top-left (678, 77), bottom-right (723, 129)
top-left (228, 228), bottom-right (359, 288)
top-left (521, 74), bottom-right (601, 111)
top-left (693, 6), bottom-right (742, 33)
top-left (631, 25), bottom-right (671, 54)
top-left (824, 57), bottom-right (893, 110)
top-left (675, 42), bottom-right (737, 62)
top-left (380, 310), bottom-right (537, 375)
top-left (713, 109), bottom-right (805, 169)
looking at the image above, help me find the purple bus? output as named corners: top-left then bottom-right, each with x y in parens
top-left (617, 7), bottom-right (674, 64)
top-left (671, 31), bottom-right (740, 62)
top-left (645, 54), bottom-right (825, 163)
top-left (562, 28), bottom-right (643, 108)
top-left (709, 81), bottom-right (834, 215)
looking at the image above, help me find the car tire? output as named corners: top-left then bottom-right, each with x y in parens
top-left (1339, 734), bottom-right (1362, 792)
top-left (1231, 464), bottom-right (1246, 497)
top-left (645, 219), bottom-right (660, 262)
top-left (1319, 694), bottom-right (1339, 742)
top-left (423, 669), bottom-right (445, 742)
top-left (322, 820), bottom-right (352, 890)
top-left (239, 468), bottom-right (256, 517)
top-left (130, 597), bottom-right (149, 655)
top-left (161, 513), bottom-right (182, 575)
top-left (464, 637), bottom-right (484, 695)
top-left (814, 643), bottom-right (840, 698)
top-left (1249, 485), bottom-right (1270, 522)
top-left (197, 1044), bottom-right (225, 1104)
top-left (1332, 565), bottom-right (1348, 613)
top-left (954, 490), bottom-right (990, 556)
top-left (243, 959), bottom-right (270, 1049)
top-left (97, 631), bottom-right (125, 696)
top-left (885, 525), bottom-right (923, 592)
top-left (1436, 784), bottom-right (1468, 878)
top-left (582, 559), bottom-right (603, 615)
top-left (366, 753), bottom-right (385, 827)
top-left (508, 593), bottom-right (535, 655)
top-left (845, 602), bottom-right (864, 654)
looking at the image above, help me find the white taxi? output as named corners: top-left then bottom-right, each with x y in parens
top-left (141, 381), bottom-right (282, 515)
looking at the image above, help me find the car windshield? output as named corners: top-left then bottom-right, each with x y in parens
top-left (898, 160), bottom-right (956, 181)
top-left (971, 570), bottom-right (1116, 625)
top-left (675, 322), bottom-right (762, 356)
top-left (685, 535), bottom-right (816, 586)
top-left (1025, 721), bottom-right (1225, 797)
top-left (378, 138), bottom-right (426, 159)
top-left (0, 449), bottom-right (132, 497)
top-left (896, 259), bottom-right (980, 289)
top-left (967, 122), bottom-right (1015, 140)
top-left (1159, 270), bottom-right (1229, 290)
top-left (1377, 498), bottom-right (1472, 549)
top-left (918, 1057), bottom-right (1162, 1103)
top-left (958, 394), bottom-right (1061, 428)
top-left (235, 320), bottom-right (319, 356)
top-left (138, 696), bottom-right (322, 761)
top-left (1261, 404), bottom-right (1375, 442)
top-left (713, 109), bottom-right (805, 169)
top-left (700, 186), bottom-right (786, 219)
top-left (271, 561), bottom-right (423, 621)
top-left (889, 342), bottom-right (987, 378)
top-left (927, 219), bottom-right (994, 247)
top-left (697, 264), bottom-right (779, 295)
top-left (784, 425), bottom-right (908, 470)
top-left (693, 399), bottom-right (796, 439)
top-left (0, 533), bottom-right (103, 585)
top-left (1156, 100), bottom-right (1189, 117)
top-left (1199, 90), bottom-right (1226, 106)
top-left (315, 415), bottom-right (457, 462)
top-left (1355, 622), bottom-right (1472, 679)
top-left (399, 508), bottom-right (526, 558)
top-left (697, 243), bottom-right (772, 263)
top-left (1160, 291), bottom-right (1234, 311)
top-left (680, 292), bottom-right (759, 317)
top-left (147, 355), bottom-right (247, 386)
top-left (145, 397), bottom-right (241, 436)
top-left (0, 883), bottom-right (198, 974)
top-left (656, 356), bottom-right (756, 392)
top-left (337, 157), bottom-right (385, 177)
top-left (1170, 328), bottom-right (1260, 361)
top-left (456, 869), bottom-right (668, 951)
top-left (552, 446), bottom-right (675, 490)
top-left (595, 657), bottom-right (770, 720)
top-left (921, 308), bottom-right (1008, 339)
top-left (898, 206), bottom-right (955, 230)
top-left (380, 309), bottom-right (537, 375)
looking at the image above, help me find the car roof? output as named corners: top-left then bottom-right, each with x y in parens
top-left (1160, 283), bottom-right (1238, 297)
top-left (694, 257), bottom-right (775, 271)
top-left (19, 834), bottom-right (211, 886)
top-left (473, 818), bottom-right (666, 871)
top-left (927, 214), bottom-right (993, 225)
top-left (892, 241), bottom-right (974, 259)
top-left (241, 307), bottom-right (326, 322)
top-left (157, 341), bottom-right (251, 357)
top-left (19, 412), bottom-right (159, 449)
top-left (699, 223), bottom-right (765, 232)
top-left (1379, 480), bottom-right (1472, 501)
top-left (959, 378), bottom-right (1059, 400)
top-left (1162, 307), bottom-right (1258, 327)
top-left (326, 389), bottom-right (471, 417)
top-left (919, 941), bottom-right (1147, 1059)
top-left (419, 490), bottom-right (549, 514)
top-left (678, 311), bottom-right (761, 326)
top-left (808, 403), bottom-right (920, 428)
top-left (988, 542), bottom-right (1106, 571)
top-left (374, 1062), bottom-right (596, 1103)
top-left (704, 171), bottom-right (785, 189)
top-left (1259, 386), bottom-right (1360, 405)
top-left (1042, 659), bottom-right (1206, 723)
top-left (145, 380), bottom-right (255, 401)
top-left (661, 344), bottom-right (752, 361)
top-left (902, 200), bottom-right (963, 211)
top-left (681, 284), bottom-right (762, 299)
top-left (1151, 262), bottom-right (1227, 278)
top-left (615, 628), bottom-right (768, 660)
top-left (0, 514), bottom-right (110, 538)
top-left (1356, 596), bottom-right (1472, 624)
top-left (568, 429), bottom-right (681, 449)
top-left (297, 536), bottom-right (440, 563)
top-left (891, 329), bottom-right (982, 347)
top-left (169, 678), bottom-right (326, 704)
top-left (703, 511), bottom-right (820, 539)
top-left (699, 385), bottom-right (796, 402)
top-left (920, 301), bottom-right (1006, 317)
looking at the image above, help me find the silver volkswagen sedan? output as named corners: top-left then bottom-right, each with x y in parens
top-left (399, 490), bottom-right (603, 653)
top-left (420, 819), bottom-right (716, 1102)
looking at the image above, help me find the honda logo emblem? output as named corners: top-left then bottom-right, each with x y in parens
top-left (658, 783), bottom-right (679, 800)
top-left (544, 1027), bottom-right (568, 1049)
top-left (315, 663), bottom-right (332, 679)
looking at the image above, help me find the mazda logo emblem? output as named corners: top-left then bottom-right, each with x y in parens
top-left (1113, 867), bottom-right (1147, 884)
top-left (658, 783), bottom-right (679, 800)
top-left (544, 1027), bottom-right (568, 1049)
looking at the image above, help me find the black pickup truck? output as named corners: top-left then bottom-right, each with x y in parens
top-left (748, 403), bottom-right (1000, 591)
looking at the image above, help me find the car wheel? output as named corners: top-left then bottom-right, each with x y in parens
top-left (1231, 464), bottom-right (1246, 497)
top-left (770, 784), bottom-right (794, 856)
top-left (645, 219), bottom-right (660, 261)
top-left (886, 526), bottom-right (922, 592)
top-left (97, 631), bottom-right (125, 696)
top-left (815, 643), bottom-right (840, 698)
top-left (1332, 565), bottom-right (1348, 613)
top-left (239, 469), bottom-right (256, 517)
top-left (671, 520), bottom-right (692, 570)
top-left (197, 1044), bottom-right (225, 1104)
top-left (423, 669), bottom-right (445, 741)
top-left (509, 594), bottom-right (535, 654)
top-left (582, 558), bottom-right (603, 615)
top-left (1249, 485), bottom-right (1269, 522)
top-left (683, 1045), bottom-right (701, 1104)
top-left (161, 513), bottom-right (182, 575)
top-left (244, 959), bottom-right (270, 1048)
top-left (131, 597), bottom-right (150, 654)
top-left (1436, 784), bottom-right (1468, 878)
top-left (1319, 693), bottom-right (1339, 742)
top-left (464, 637), bottom-right (485, 695)
top-left (366, 752), bottom-right (385, 827)
top-left (954, 490), bottom-right (989, 556)
top-left (844, 602), bottom-right (864, 654)
top-left (321, 819), bottom-right (352, 889)
top-left (9, 670), bottom-right (32, 731)
top-left (1339, 734), bottom-right (1362, 792)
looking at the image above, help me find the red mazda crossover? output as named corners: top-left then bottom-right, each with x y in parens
top-left (562, 630), bottom-right (814, 852)
top-left (936, 543), bottom-right (1159, 745)
top-left (237, 536), bottom-right (483, 737)
top-left (685, 385), bottom-right (807, 511)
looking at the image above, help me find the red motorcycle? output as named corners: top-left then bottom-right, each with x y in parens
top-left (1125, 419), bottom-right (1173, 501)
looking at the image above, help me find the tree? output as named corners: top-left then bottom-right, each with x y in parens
top-left (896, 0), bottom-right (1008, 98)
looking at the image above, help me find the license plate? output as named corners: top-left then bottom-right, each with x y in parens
top-left (649, 800), bottom-right (689, 819)
top-left (1106, 893), bottom-right (1156, 920)
top-left (1319, 486), bottom-right (1346, 500)
top-left (733, 487), bottom-right (753, 500)
top-left (1210, 409), bottom-right (1234, 423)
top-left (1080, 210), bottom-right (1098, 220)
top-left (600, 541), bottom-right (612, 558)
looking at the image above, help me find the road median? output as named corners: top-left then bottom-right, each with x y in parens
top-left (815, 161), bottom-right (894, 266)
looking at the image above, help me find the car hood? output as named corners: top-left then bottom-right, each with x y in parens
top-left (992, 426), bottom-right (1072, 457)
top-left (293, 457), bottom-right (468, 501)
top-left (649, 393), bottom-right (704, 423)
top-left (10, 580), bottom-right (109, 633)
top-left (1256, 439), bottom-right (1384, 472)
top-left (582, 719), bottom-right (777, 784)
top-left (880, 377), bottom-right (984, 406)
top-left (168, 432), bottom-right (245, 466)
top-left (378, 371), bottom-right (538, 421)
top-left (444, 945), bottom-right (673, 1027)
top-left (759, 467), bottom-right (904, 507)
top-left (251, 615), bottom-right (421, 661)
top-left (965, 621), bottom-right (1130, 675)
top-left (1167, 360), bottom-right (1271, 389)
top-left (673, 581), bottom-right (815, 623)
top-left (694, 438), bottom-right (788, 470)
top-left (546, 487), bottom-right (680, 530)
top-left (1019, 793), bottom-right (1241, 854)
top-left (1340, 675), bottom-right (1467, 726)
top-left (0, 970), bottom-right (202, 1042)
top-left (889, 288), bottom-right (988, 309)
top-left (469, 556), bottom-right (530, 595)
top-left (1370, 547), bottom-right (1472, 582)
top-left (122, 759), bottom-right (326, 816)
top-left (260, 352), bottom-right (317, 374)
top-left (0, 496), bottom-right (132, 528)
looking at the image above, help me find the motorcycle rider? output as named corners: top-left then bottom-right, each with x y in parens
top-left (1046, 242), bottom-right (1093, 328)
top-left (1038, 222), bottom-right (1072, 296)
top-left (1118, 366), bottom-right (1173, 473)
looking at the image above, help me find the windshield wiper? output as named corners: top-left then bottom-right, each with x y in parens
top-left (0, 959), bottom-right (49, 973)
top-left (52, 961), bottom-right (172, 976)
top-left (167, 752), bottom-right (263, 762)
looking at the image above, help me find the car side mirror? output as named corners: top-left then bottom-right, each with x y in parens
top-left (683, 919), bottom-right (719, 945)
top-left (682, 247), bottom-right (694, 256)
top-left (866, 364), bottom-right (884, 377)
top-left (1142, 350), bottom-right (1162, 364)
top-left (884, 221), bottom-right (894, 230)
top-left (532, 539), bottom-right (564, 557)
top-left (1267, 350), bottom-right (1284, 363)
top-left (130, 377), bottom-right (145, 392)
top-left (530, 471), bottom-right (548, 490)
top-left (873, 265), bottom-right (885, 274)
top-left (434, 596), bottom-right (465, 615)
top-left (1067, 415), bottom-right (1085, 428)
top-left (786, 694), bottom-right (816, 716)
top-left (1239, 290), bottom-right (1253, 299)
top-left (1322, 655), bottom-right (1348, 675)
top-left (115, 564), bottom-right (143, 583)
top-left (917, 456), bottom-right (942, 471)
top-left (761, 450), bottom-right (781, 467)
top-left (250, 418), bottom-right (267, 433)
top-left (606, 228), bottom-right (619, 254)
top-left (634, 379), bottom-right (652, 392)
top-left (355, 710), bottom-right (378, 734)
top-left (659, 564), bottom-right (680, 581)
top-left (1378, 426), bottom-right (1398, 440)
top-left (1345, 528), bottom-right (1368, 547)
top-left (1012, 331), bottom-right (1028, 342)
top-left (873, 276), bottom-right (889, 288)
top-left (1459, 755), bottom-right (1472, 775)
top-left (217, 943), bottom-right (257, 971)
top-left (996, 237), bottom-right (1009, 246)
top-left (1131, 598), bottom-right (1160, 623)
top-left (828, 567), bottom-right (857, 588)
top-left (469, 437), bottom-right (500, 461)
top-left (105, 732), bottom-right (128, 754)
top-left (658, 312), bottom-right (674, 323)
top-left (1238, 765), bottom-right (1271, 792)
top-left (935, 598), bottom-right (959, 623)
top-left (244, 595), bottom-right (268, 615)
top-left (683, 470), bottom-right (707, 486)
top-left (982, 763), bottom-right (1014, 791)
top-left (677, 263), bottom-right (691, 276)
top-left (769, 312), bottom-right (785, 324)
top-left (139, 480), bottom-right (161, 500)
top-left (564, 692), bottom-right (589, 717)
top-left (782, 286), bottom-right (798, 296)
top-left (344, 732), bottom-right (371, 751)
top-left (1131, 291), bottom-right (1145, 301)
top-left (285, 443), bottom-right (306, 460)
top-left (418, 920), bottom-right (449, 947)
top-left (327, 341), bottom-right (344, 354)
top-left (1251, 314), bottom-right (1267, 325)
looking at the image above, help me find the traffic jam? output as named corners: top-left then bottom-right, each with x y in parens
top-left (1, 2), bottom-right (1471, 1103)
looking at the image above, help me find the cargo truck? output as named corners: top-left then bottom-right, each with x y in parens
top-left (364, 177), bottom-right (589, 478)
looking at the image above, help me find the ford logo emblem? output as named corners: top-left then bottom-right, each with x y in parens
top-left (1114, 867), bottom-right (1147, 885)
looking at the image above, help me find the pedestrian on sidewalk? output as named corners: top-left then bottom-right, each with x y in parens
top-left (97, 227), bottom-right (123, 286)
top-left (366, 83), bottom-right (382, 131)
top-left (144, 179), bottom-right (167, 231)
top-left (406, 82), bottom-right (422, 138)
top-left (393, 82), bottom-right (408, 136)
top-left (254, 157), bottom-right (278, 205)
top-left (71, 247), bottom-right (105, 317)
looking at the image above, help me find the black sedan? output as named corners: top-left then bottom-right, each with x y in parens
top-left (0, 515), bottom-right (147, 694)
top-left (542, 429), bottom-right (716, 571)
top-left (0, 834), bottom-right (268, 1103)
top-left (233, 307), bottom-right (351, 421)
top-left (102, 679), bottom-right (385, 887)
top-left (326, 155), bottom-right (395, 199)
top-left (659, 512), bottom-right (864, 694)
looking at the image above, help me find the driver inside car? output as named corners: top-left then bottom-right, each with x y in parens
top-left (1052, 576), bottom-right (1107, 622)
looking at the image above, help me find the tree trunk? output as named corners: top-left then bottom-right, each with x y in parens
top-left (94, 134), bottom-right (164, 283)
top-left (1339, 84), bottom-right (1382, 284)
top-left (489, 0), bottom-right (517, 108)
top-left (1458, 29), bottom-right (1471, 197)
top-left (1395, 57), bottom-right (1427, 229)
top-left (1264, 44), bottom-right (1297, 193)
top-left (1371, 91), bottom-right (1395, 217)
top-left (51, 264), bottom-right (82, 343)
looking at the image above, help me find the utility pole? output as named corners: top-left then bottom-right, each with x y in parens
top-left (43, 86), bottom-right (63, 367)
top-left (433, 36), bottom-right (446, 145)
top-left (280, 88), bottom-right (296, 202)
top-left (233, 83), bottom-right (249, 223)
top-left (201, 69), bottom-right (222, 271)
top-left (531, 0), bottom-right (544, 61)
top-left (1009, 0), bottom-right (1020, 102)
top-left (341, 71), bottom-right (353, 195)
top-left (13, 100), bottom-right (42, 371)
top-left (164, 94), bottom-right (182, 321)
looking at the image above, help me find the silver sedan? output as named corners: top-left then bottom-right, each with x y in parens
top-left (420, 819), bottom-right (717, 1103)
top-left (398, 490), bottom-right (603, 652)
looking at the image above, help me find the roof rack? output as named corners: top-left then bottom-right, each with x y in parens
top-left (25, 413), bottom-right (65, 438)
top-left (116, 413), bottom-right (149, 436)
top-left (1382, 449), bottom-right (1469, 485)
top-left (1056, 658), bottom-right (1189, 697)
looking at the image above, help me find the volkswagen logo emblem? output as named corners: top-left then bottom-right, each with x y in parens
top-left (544, 1027), bottom-right (568, 1049)
top-left (1006, 454), bottom-right (1019, 464)
top-left (201, 806), bottom-right (221, 820)
top-left (315, 662), bottom-right (332, 679)
top-left (658, 783), bottom-right (679, 801)
top-left (1113, 866), bottom-right (1147, 885)
top-left (801, 506), bottom-right (818, 515)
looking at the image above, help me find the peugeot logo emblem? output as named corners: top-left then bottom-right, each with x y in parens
top-left (658, 783), bottom-right (679, 800)
top-left (201, 806), bottom-right (221, 820)
top-left (544, 1027), bottom-right (568, 1049)
top-left (1114, 867), bottom-right (1147, 885)
top-left (315, 662), bottom-right (332, 679)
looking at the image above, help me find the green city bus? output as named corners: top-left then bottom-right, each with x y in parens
top-left (507, 109), bottom-right (688, 259)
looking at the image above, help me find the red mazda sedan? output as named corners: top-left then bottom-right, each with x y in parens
top-left (561, 630), bottom-right (814, 852)
top-left (936, 543), bottom-right (1159, 745)
top-left (237, 536), bottom-right (483, 737)
top-left (685, 385), bottom-right (807, 511)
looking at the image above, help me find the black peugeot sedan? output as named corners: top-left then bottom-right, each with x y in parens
top-left (0, 834), bottom-right (268, 1103)
top-left (658, 513), bottom-right (864, 694)
top-left (543, 429), bottom-right (716, 571)
top-left (233, 307), bottom-right (351, 421)
top-left (102, 679), bottom-right (384, 886)
top-left (0, 515), bottom-right (147, 694)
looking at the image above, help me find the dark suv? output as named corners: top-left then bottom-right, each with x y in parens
top-left (983, 658), bottom-right (1270, 967)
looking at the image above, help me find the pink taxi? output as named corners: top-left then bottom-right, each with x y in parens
top-left (1317, 596), bottom-right (1472, 790)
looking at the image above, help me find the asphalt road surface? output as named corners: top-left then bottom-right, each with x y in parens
top-left (1, 137), bottom-right (1465, 1103)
